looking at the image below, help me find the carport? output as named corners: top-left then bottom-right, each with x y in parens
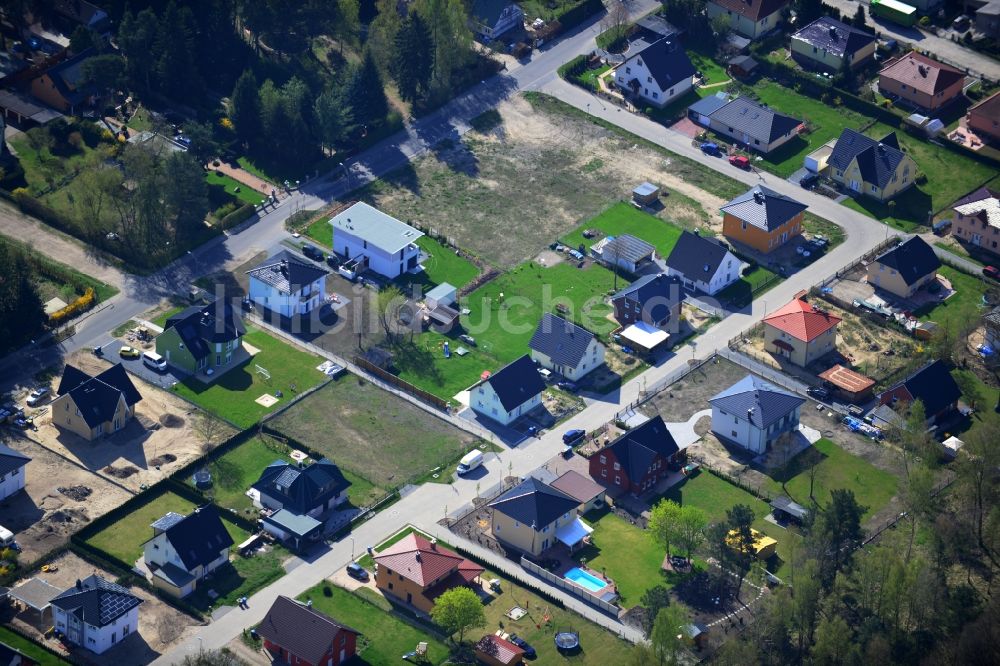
top-left (7, 577), bottom-right (61, 626)
top-left (0, 91), bottom-right (62, 126)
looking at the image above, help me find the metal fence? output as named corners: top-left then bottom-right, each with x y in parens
top-left (520, 557), bottom-right (621, 616)
top-left (613, 355), bottom-right (716, 422)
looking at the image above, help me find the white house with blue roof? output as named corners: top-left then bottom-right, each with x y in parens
top-left (709, 375), bottom-right (806, 454)
top-left (329, 202), bottom-right (424, 279)
top-left (142, 506), bottom-right (234, 598)
top-left (470, 354), bottom-right (546, 425)
top-left (529, 312), bottom-right (605, 381)
top-left (614, 38), bottom-right (695, 108)
top-left (50, 575), bottom-right (142, 654)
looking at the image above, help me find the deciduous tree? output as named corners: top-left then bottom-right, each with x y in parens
top-left (430, 586), bottom-right (485, 643)
top-left (648, 499), bottom-right (683, 559)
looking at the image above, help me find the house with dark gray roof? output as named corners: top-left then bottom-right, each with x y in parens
top-left (529, 313), bottom-right (605, 381)
top-left (489, 477), bottom-right (591, 555)
top-left (866, 236), bottom-right (940, 299)
top-left (700, 97), bottom-right (803, 154)
top-left (0, 443), bottom-right (30, 502)
top-left (592, 233), bottom-right (656, 273)
top-left (634, 14), bottom-right (682, 43)
top-left (589, 415), bottom-right (680, 495)
top-left (253, 458), bottom-right (351, 518)
top-left (721, 185), bottom-right (808, 254)
top-left (791, 17), bottom-right (876, 72)
top-left (142, 506), bottom-right (234, 598)
top-left (688, 92), bottom-right (731, 124)
top-left (155, 299), bottom-right (246, 376)
top-left (710, 375), bottom-right (806, 454)
top-left (50, 364), bottom-right (142, 441)
top-left (877, 359), bottom-right (960, 426)
top-left (470, 0), bottom-right (524, 40)
top-left (613, 38), bottom-right (695, 108)
top-left (50, 575), bottom-right (142, 654)
top-left (470, 355), bottom-right (546, 426)
top-left (257, 595), bottom-right (360, 666)
top-left (247, 249), bottom-right (329, 319)
top-left (664, 231), bottom-right (743, 295)
top-left (611, 273), bottom-right (683, 335)
top-left (828, 129), bottom-right (917, 202)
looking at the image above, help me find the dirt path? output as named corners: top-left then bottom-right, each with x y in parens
top-left (210, 161), bottom-right (281, 197)
top-left (0, 199), bottom-right (127, 288)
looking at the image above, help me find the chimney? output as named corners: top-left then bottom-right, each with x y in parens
top-left (753, 191), bottom-right (765, 204)
top-left (430, 538), bottom-right (438, 550)
top-left (877, 143), bottom-right (886, 153)
top-left (829, 26), bottom-right (838, 39)
top-left (75, 579), bottom-right (83, 590)
top-left (794, 289), bottom-right (808, 301)
top-left (747, 407), bottom-right (754, 420)
top-left (306, 599), bottom-right (313, 608)
top-left (918, 64), bottom-right (927, 77)
top-left (415, 552), bottom-right (422, 562)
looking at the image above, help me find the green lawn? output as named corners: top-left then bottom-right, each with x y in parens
top-left (172, 328), bottom-right (326, 428)
top-left (87, 492), bottom-right (198, 564)
top-left (151, 305), bottom-right (185, 329)
top-left (802, 212), bottom-right (846, 248)
top-left (561, 202), bottom-right (684, 258)
top-left (579, 64), bottom-right (611, 90)
top-left (934, 240), bottom-right (984, 266)
top-left (950, 369), bottom-right (1000, 442)
top-left (10, 132), bottom-right (106, 195)
top-left (187, 522), bottom-right (289, 610)
top-left (299, 584), bottom-right (451, 665)
top-left (0, 627), bottom-right (68, 665)
top-left (914, 265), bottom-right (992, 332)
top-left (356, 525), bottom-right (440, 569)
top-left (688, 50), bottom-right (729, 88)
top-left (716, 266), bottom-right (780, 308)
top-left (205, 170), bottom-right (268, 206)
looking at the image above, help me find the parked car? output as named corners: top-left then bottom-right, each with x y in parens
top-left (556, 380), bottom-right (578, 392)
top-left (984, 265), bottom-right (1000, 281)
top-left (119, 346), bottom-right (140, 359)
top-left (346, 562), bottom-right (369, 581)
top-left (302, 245), bottom-right (324, 261)
top-left (729, 155), bottom-right (751, 169)
top-left (26, 388), bottom-right (49, 407)
top-left (326, 254), bottom-right (340, 269)
top-left (807, 386), bottom-right (830, 400)
top-left (700, 142), bottom-right (720, 156)
top-left (562, 428), bottom-right (585, 445)
top-left (800, 172), bottom-right (819, 189)
top-left (508, 635), bottom-right (537, 660)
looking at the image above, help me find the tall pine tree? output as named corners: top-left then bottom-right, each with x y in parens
top-left (394, 14), bottom-right (434, 102)
top-left (342, 53), bottom-right (389, 133)
top-left (231, 70), bottom-right (261, 150)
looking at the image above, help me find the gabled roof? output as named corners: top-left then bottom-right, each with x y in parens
top-left (612, 272), bottom-right (681, 304)
top-left (763, 297), bottom-right (841, 342)
top-left (146, 506), bottom-right (234, 572)
top-left (55, 363), bottom-right (142, 429)
top-left (707, 97), bottom-right (802, 144)
top-left (879, 52), bottom-right (965, 97)
top-left (688, 91), bottom-right (730, 118)
top-left (0, 443), bottom-right (30, 477)
top-left (329, 202), bottom-right (424, 254)
top-left (247, 249), bottom-right (328, 295)
top-left (953, 187), bottom-right (1000, 229)
top-left (550, 470), bottom-right (606, 504)
top-left (373, 533), bottom-right (482, 587)
top-left (257, 595), bottom-right (358, 665)
top-left (664, 231), bottom-right (736, 281)
top-left (489, 477), bottom-right (579, 527)
top-left (605, 415), bottom-right (679, 482)
top-left (49, 576), bottom-right (142, 629)
top-left (708, 0), bottom-right (788, 20)
top-left (721, 185), bottom-right (808, 232)
top-left (479, 355), bottom-right (546, 413)
top-left (873, 236), bottom-right (940, 286)
top-left (792, 17), bottom-right (876, 59)
top-left (710, 375), bottom-right (806, 429)
top-left (828, 129), bottom-right (909, 190)
top-left (475, 634), bottom-right (525, 665)
top-left (600, 234), bottom-right (656, 264)
top-left (165, 299), bottom-right (246, 359)
top-left (252, 458), bottom-right (351, 516)
top-left (622, 38), bottom-right (695, 92)
top-left (36, 49), bottom-right (95, 106)
top-left (529, 313), bottom-right (598, 370)
top-left (818, 364), bottom-right (875, 394)
top-left (880, 359), bottom-right (960, 416)
top-left (968, 90), bottom-right (1000, 124)
top-left (471, 0), bottom-right (519, 25)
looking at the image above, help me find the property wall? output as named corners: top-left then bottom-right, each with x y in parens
top-left (334, 229), bottom-right (420, 279)
top-left (878, 74), bottom-right (964, 111)
top-left (705, 2), bottom-right (777, 38)
top-left (50, 394), bottom-right (97, 441)
top-left (0, 465), bottom-right (26, 500)
top-left (952, 213), bottom-right (1000, 255)
top-left (722, 212), bottom-right (803, 254)
top-left (866, 260), bottom-right (935, 298)
top-left (491, 510), bottom-right (575, 556)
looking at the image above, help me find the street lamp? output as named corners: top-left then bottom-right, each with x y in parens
top-left (350, 536), bottom-right (355, 560)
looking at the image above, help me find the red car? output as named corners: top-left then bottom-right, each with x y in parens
top-left (984, 265), bottom-right (1000, 280)
top-left (729, 155), bottom-right (751, 169)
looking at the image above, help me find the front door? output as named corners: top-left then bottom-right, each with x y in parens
top-left (972, 233), bottom-right (982, 246)
top-left (850, 180), bottom-right (861, 192)
top-left (406, 592), bottom-right (412, 604)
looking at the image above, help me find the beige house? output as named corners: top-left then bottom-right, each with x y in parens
top-left (762, 294), bottom-right (842, 367)
top-left (827, 129), bottom-right (917, 202)
top-left (706, 0), bottom-right (787, 39)
top-left (50, 364), bottom-right (142, 441)
top-left (878, 52), bottom-right (965, 112)
top-left (790, 17), bottom-right (876, 72)
top-left (488, 478), bottom-right (591, 556)
top-left (373, 533), bottom-right (483, 613)
top-left (142, 507), bottom-right (234, 598)
top-left (866, 236), bottom-right (941, 299)
top-left (952, 187), bottom-right (1000, 257)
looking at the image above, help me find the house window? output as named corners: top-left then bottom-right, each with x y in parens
top-left (741, 221), bottom-right (747, 230)
top-left (615, 476), bottom-right (621, 485)
top-left (613, 462), bottom-right (621, 471)
top-left (626, 67), bottom-right (631, 74)
top-left (599, 455), bottom-right (606, 464)
top-left (601, 469), bottom-right (607, 478)
top-left (647, 76), bottom-right (652, 83)
top-left (652, 92), bottom-right (658, 99)
top-left (754, 139), bottom-right (760, 145)
top-left (732, 430), bottom-right (737, 437)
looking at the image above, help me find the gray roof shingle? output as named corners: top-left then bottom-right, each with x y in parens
top-left (709, 375), bottom-right (805, 429)
top-left (721, 186), bottom-right (808, 232)
top-left (828, 129), bottom-right (908, 190)
top-left (664, 231), bottom-right (735, 281)
top-left (529, 313), bottom-right (597, 369)
top-left (792, 17), bottom-right (876, 59)
top-left (165, 299), bottom-right (246, 360)
top-left (623, 38), bottom-right (695, 92)
top-left (0, 443), bottom-right (30, 477)
top-left (147, 506), bottom-right (234, 572)
top-left (481, 355), bottom-right (546, 413)
top-left (708, 97), bottom-right (802, 145)
top-left (257, 596), bottom-right (359, 665)
top-left (880, 359), bottom-right (959, 416)
top-left (55, 363), bottom-right (142, 430)
top-left (247, 250), bottom-right (328, 295)
top-left (601, 234), bottom-right (655, 264)
top-left (873, 236), bottom-right (940, 286)
top-left (50, 576), bottom-right (142, 629)
top-left (488, 477), bottom-right (579, 527)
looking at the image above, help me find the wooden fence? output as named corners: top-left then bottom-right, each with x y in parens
top-left (353, 356), bottom-right (450, 411)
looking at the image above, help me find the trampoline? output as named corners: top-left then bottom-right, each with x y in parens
top-left (554, 630), bottom-right (580, 651)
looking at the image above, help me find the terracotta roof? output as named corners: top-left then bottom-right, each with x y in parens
top-left (708, 0), bottom-right (788, 22)
top-left (879, 52), bottom-right (964, 96)
top-left (818, 365), bottom-right (875, 393)
top-left (969, 90), bottom-right (1000, 124)
top-left (373, 533), bottom-right (483, 588)
top-left (763, 297), bottom-right (841, 342)
top-left (476, 635), bottom-right (525, 665)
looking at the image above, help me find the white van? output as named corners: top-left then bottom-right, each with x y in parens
top-left (456, 450), bottom-right (484, 475)
top-left (0, 525), bottom-right (15, 548)
top-left (142, 350), bottom-right (168, 372)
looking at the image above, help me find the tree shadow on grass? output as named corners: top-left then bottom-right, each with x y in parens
top-left (766, 446), bottom-right (829, 485)
top-left (389, 339), bottom-right (445, 386)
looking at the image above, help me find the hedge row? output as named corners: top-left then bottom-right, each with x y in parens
top-left (48, 287), bottom-right (95, 325)
top-left (554, 0), bottom-right (604, 29)
top-left (218, 203), bottom-right (257, 230)
top-left (11, 188), bottom-right (80, 239)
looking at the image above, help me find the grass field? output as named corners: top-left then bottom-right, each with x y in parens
top-left (0, 627), bottom-right (68, 665)
top-left (716, 265), bottom-right (780, 307)
top-left (151, 305), bottom-right (185, 329)
top-left (689, 50), bottom-right (729, 88)
top-left (951, 369), bottom-right (1000, 441)
top-left (87, 492), bottom-right (198, 564)
top-left (206, 170), bottom-right (267, 206)
top-left (914, 265), bottom-right (992, 332)
top-left (171, 328), bottom-right (326, 428)
top-left (269, 373), bottom-right (478, 488)
top-left (186, 521), bottom-right (289, 610)
top-left (560, 202), bottom-right (684, 258)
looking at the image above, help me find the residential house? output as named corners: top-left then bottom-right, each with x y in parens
top-left (790, 17), bottom-right (876, 72)
top-left (592, 234), bottom-right (656, 273)
top-left (705, 0), bottom-right (787, 38)
top-left (865, 236), bottom-right (940, 299)
top-left (633, 182), bottom-right (661, 206)
top-left (827, 129), bottom-right (917, 202)
top-left (470, 0), bottom-right (524, 40)
top-left (247, 250), bottom-right (329, 318)
top-left (975, 0), bottom-right (1000, 39)
top-left (0, 641), bottom-right (36, 666)
top-left (257, 595), bottom-right (359, 666)
top-left (985, 306), bottom-right (1000, 348)
top-left (423, 282), bottom-right (459, 329)
top-left (373, 533), bottom-right (483, 613)
top-left (700, 97), bottom-right (803, 154)
top-left (50, 576), bottom-right (141, 654)
top-left (878, 52), bottom-right (965, 112)
top-left (329, 202), bottom-right (424, 279)
top-left (475, 635), bottom-right (525, 666)
top-left (550, 470), bottom-right (607, 514)
top-left (611, 273), bottom-right (682, 333)
top-left (155, 299), bottom-right (246, 375)
top-left (687, 92), bottom-right (731, 125)
top-left (727, 55), bottom-right (759, 78)
top-left (877, 359), bottom-right (961, 426)
top-left (664, 231), bottom-right (743, 295)
top-left (252, 458), bottom-right (350, 549)
top-left (142, 506), bottom-right (234, 598)
top-left (966, 90), bottom-right (1000, 143)
top-left (51, 0), bottom-right (112, 36)
top-left (762, 293), bottom-right (842, 366)
top-left (588, 415), bottom-right (680, 495)
top-left (770, 496), bottom-right (810, 524)
top-left (614, 38), bottom-right (695, 109)
top-left (0, 443), bottom-right (30, 502)
top-left (470, 355), bottom-right (546, 425)
top-left (488, 477), bottom-right (589, 556)
top-left (51, 364), bottom-right (141, 441)
top-left (710, 375), bottom-right (806, 454)
top-left (29, 50), bottom-right (96, 114)
top-left (528, 313), bottom-right (605, 382)
top-left (952, 187), bottom-right (1000, 255)
top-left (721, 185), bottom-right (808, 253)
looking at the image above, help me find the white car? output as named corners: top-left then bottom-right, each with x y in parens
top-left (26, 388), bottom-right (50, 407)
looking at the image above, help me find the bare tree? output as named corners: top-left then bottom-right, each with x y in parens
top-left (193, 413), bottom-right (226, 454)
top-left (376, 285), bottom-right (408, 345)
top-left (599, 2), bottom-right (630, 49)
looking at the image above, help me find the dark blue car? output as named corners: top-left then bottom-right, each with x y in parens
top-left (700, 142), bottom-right (720, 156)
top-left (562, 429), bottom-right (585, 445)
top-left (508, 635), bottom-right (537, 659)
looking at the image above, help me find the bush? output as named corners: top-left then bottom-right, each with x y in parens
top-left (555, 0), bottom-right (603, 29)
top-left (218, 203), bottom-right (256, 230)
top-left (49, 287), bottom-right (95, 325)
top-left (558, 55), bottom-right (588, 79)
top-left (915, 171), bottom-right (928, 185)
top-left (919, 15), bottom-right (930, 26)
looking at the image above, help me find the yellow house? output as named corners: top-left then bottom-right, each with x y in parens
top-left (706, 0), bottom-right (788, 39)
top-left (50, 364), bottom-right (142, 441)
top-left (790, 17), bottom-right (876, 72)
top-left (721, 185), bottom-right (808, 254)
top-left (827, 129), bottom-right (918, 202)
top-left (762, 294), bottom-right (842, 367)
top-left (866, 236), bottom-right (941, 299)
top-left (373, 533), bottom-right (483, 613)
top-left (488, 478), bottom-right (591, 556)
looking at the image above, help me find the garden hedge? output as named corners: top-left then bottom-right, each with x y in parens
top-left (219, 203), bottom-right (257, 230)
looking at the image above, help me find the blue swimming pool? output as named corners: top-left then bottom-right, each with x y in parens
top-left (564, 567), bottom-right (607, 593)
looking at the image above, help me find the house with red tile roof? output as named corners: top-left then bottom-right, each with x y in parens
top-left (373, 532), bottom-right (484, 613)
top-left (878, 52), bottom-right (966, 112)
top-left (967, 90), bottom-right (1000, 143)
top-left (705, 0), bottom-right (788, 38)
top-left (762, 292), bottom-right (841, 367)
top-left (256, 595), bottom-right (359, 666)
top-left (475, 634), bottom-right (525, 666)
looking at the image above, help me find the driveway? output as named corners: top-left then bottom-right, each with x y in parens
top-left (98, 339), bottom-right (187, 390)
